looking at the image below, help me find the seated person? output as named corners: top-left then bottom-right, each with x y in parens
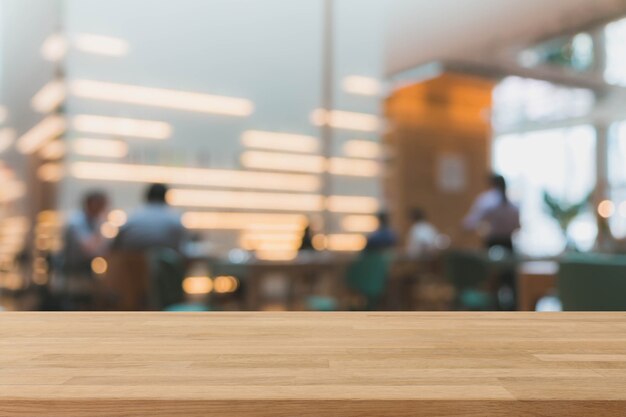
top-left (365, 212), bottom-right (398, 251)
top-left (62, 190), bottom-right (109, 277)
top-left (406, 208), bottom-right (438, 258)
top-left (113, 184), bottom-right (188, 253)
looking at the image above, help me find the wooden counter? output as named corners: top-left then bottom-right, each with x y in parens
top-left (1, 313), bottom-right (626, 416)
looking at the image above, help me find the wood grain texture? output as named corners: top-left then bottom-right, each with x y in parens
top-left (1, 312), bottom-right (626, 416)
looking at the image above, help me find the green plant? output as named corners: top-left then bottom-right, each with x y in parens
top-left (543, 190), bottom-right (592, 235)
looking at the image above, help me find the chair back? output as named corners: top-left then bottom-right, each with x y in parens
top-left (443, 250), bottom-right (490, 290)
top-left (147, 248), bottom-right (186, 310)
top-left (104, 251), bottom-right (150, 311)
top-left (346, 251), bottom-right (393, 308)
top-left (559, 256), bottom-right (626, 311)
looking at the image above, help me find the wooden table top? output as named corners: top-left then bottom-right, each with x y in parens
top-left (1, 312), bottom-right (626, 416)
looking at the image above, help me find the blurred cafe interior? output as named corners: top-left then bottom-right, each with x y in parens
top-left (2, 0), bottom-right (626, 313)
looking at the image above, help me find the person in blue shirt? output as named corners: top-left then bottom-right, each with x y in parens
top-left (365, 212), bottom-right (398, 251)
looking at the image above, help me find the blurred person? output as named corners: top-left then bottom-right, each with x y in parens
top-left (298, 224), bottom-right (316, 252)
top-left (365, 212), bottom-right (398, 251)
top-left (62, 190), bottom-right (109, 275)
top-left (406, 208), bottom-right (438, 258)
top-left (464, 174), bottom-right (520, 251)
top-left (114, 184), bottom-right (188, 253)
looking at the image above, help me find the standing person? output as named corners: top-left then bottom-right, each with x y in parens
top-left (62, 190), bottom-right (109, 276)
top-left (406, 208), bottom-right (439, 258)
top-left (114, 184), bottom-right (188, 253)
top-left (464, 174), bottom-right (520, 251)
top-left (365, 212), bottom-right (398, 251)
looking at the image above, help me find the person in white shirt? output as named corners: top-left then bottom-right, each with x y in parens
top-left (406, 208), bottom-right (439, 258)
top-left (464, 174), bottom-right (520, 251)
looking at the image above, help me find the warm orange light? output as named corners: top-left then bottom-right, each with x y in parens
top-left (39, 140), bottom-right (66, 160)
top-left (70, 162), bottom-right (320, 192)
top-left (342, 215), bottom-right (379, 232)
top-left (183, 276), bottom-right (213, 295)
top-left (182, 212), bottom-right (306, 231)
top-left (326, 234), bottom-right (367, 251)
top-left (73, 34), bottom-right (129, 56)
top-left (37, 163), bottom-right (64, 182)
top-left (342, 76), bottom-right (382, 96)
top-left (213, 276), bottom-right (239, 293)
top-left (255, 251), bottom-right (298, 261)
top-left (100, 222), bottom-right (119, 239)
top-left (70, 80), bottom-right (254, 116)
top-left (108, 210), bottom-right (128, 227)
top-left (167, 189), bottom-right (324, 212)
top-left (241, 151), bottom-right (325, 173)
top-left (598, 200), bottom-right (615, 219)
top-left (241, 130), bottom-right (319, 153)
top-left (91, 257), bottom-right (108, 274)
top-left (17, 115), bottom-right (66, 154)
top-left (72, 115), bottom-right (172, 139)
top-left (0, 128), bottom-right (16, 154)
top-left (326, 195), bottom-right (380, 214)
top-left (343, 140), bottom-right (381, 159)
top-left (31, 80), bottom-right (66, 114)
top-left (311, 109), bottom-right (380, 132)
top-left (41, 34), bottom-right (68, 61)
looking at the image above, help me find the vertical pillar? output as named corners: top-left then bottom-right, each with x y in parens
top-left (320, 0), bottom-right (335, 237)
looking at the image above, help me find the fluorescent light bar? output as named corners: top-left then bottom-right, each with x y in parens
top-left (70, 162), bottom-right (320, 192)
top-left (328, 157), bottom-right (380, 177)
top-left (342, 215), bottom-right (379, 232)
top-left (0, 182), bottom-right (26, 203)
top-left (38, 163), bottom-right (64, 182)
top-left (167, 189), bottom-right (324, 212)
top-left (73, 34), bottom-right (129, 56)
top-left (72, 138), bottom-right (128, 158)
top-left (342, 76), bottom-right (382, 96)
top-left (182, 212), bottom-right (306, 231)
top-left (72, 115), bottom-right (172, 139)
top-left (31, 80), bottom-right (66, 114)
top-left (241, 130), bottom-right (319, 153)
top-left (17, 115), bottom-right (66, 154)
top-left (326, 196), bottom-right (380, 214)
top-left (327, 234), bottom-right (366, 251)
top-left (343, 140), bottom-right (381, 159)
top-left (41, 34), bottom-right (68, 61)
top-left (70, 80), bottom-right (254, 116)
top-left (39, 140), bottom-right (66, 160)
top-left (241, 151), bottom-right (325, 174)
top-left (311, 109), bottom-right (380, 132)
top-left (0, 129), bottom-right (16, 154)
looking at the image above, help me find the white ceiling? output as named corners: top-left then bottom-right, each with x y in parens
top-left (385, 0), bottom-right (626, 75)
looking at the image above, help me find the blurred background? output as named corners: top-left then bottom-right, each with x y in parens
top-left (2, 0), bottom-right (626, 312)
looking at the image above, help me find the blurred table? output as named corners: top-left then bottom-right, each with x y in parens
top-left (517, 261), bottom-right (559, 311)
top-left (2, 312), bottom-right (626, 416)
top-left (243, 253), bottom-right (351, 310)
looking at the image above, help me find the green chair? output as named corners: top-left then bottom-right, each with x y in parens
top-left (559, 256), bottom-right (626, 311)
top-left (148, 248), bottom-right (209, 312)
top-left (308, 251), bottom-right (394, 311)
top-left (443, 250), bottom-right (496, 310)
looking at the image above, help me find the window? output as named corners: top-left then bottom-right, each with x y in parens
top-left (605, 18), bottom-right (626, 86)
top-left (492, 77), bottom-right (595, 133)
top-left (493, 126), bottom-right (597, 256)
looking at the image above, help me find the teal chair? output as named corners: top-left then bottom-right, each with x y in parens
top-left (443, 250), bottom-right (496, 310)
top-left (559, 256), bottom-right (626, 311)
top-left (308, 251), bottom-right (394, 311)
top-left (148, 248), bottom-right (210, 312)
